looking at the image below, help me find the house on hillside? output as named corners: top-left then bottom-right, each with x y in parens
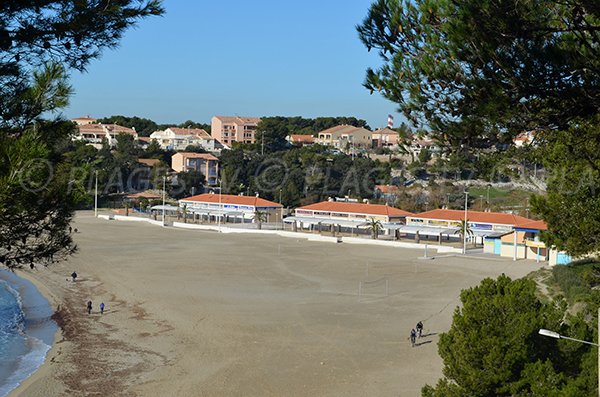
top-left (371, 128), bottom-right (400, 147)
top-left (316, 125), bottom-right (372, 149)
top-left (149, 127), bottom-right (217, 151)
top-left (374, 185), bottom-right (400, 204)
top-left (287, 134), bottom-right (315, 147)
top-left (71, 115), bottom-right (97, 125)
top-left (72, 121), bottom-right (138, 149)
top-left (211, 116), bottom-right (261, 145)
top-left (171, 152), bottom-right (219, 185)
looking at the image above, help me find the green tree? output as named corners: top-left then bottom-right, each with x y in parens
top-left (365, 218), bottom-right (382, 239)
top-left (255, 117), bottom-right (292, 153)
top-left (171, 171), bottom-right (205, 199)
top-left (0, 1), bottom-right (163, 269)
top-left (97, 115), bottom-right (158, 136)
top-left (358, 0), bottom-right (600, 256)
top-left (253, 210), bottom-right (267, 230)
top-left (531, 115), bottom-right (600, 257)
top-left (142, 139), bottom-right (165, 159)
top-left (422, 275), bottom-right (593, 396)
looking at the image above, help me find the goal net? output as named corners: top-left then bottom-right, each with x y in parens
top-left (358, 277), bottom-right (389, 301)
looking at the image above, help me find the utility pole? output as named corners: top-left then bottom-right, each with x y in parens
top-left (218, 178), bottom-right (222, 232)
top-left (94, 170), bottom-right (98, 217)
top-left (463, 191), bottom-right (468, 255)
top-left (162, 174), bottom-right (166, 226)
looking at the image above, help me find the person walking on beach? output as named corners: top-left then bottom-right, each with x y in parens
top-left (410, 328), bottom-right (417, 347)
top-left (87, 300), bottom-right (92, 315)
top-left (71, 271), bottom-right (77, 282)
top-left (416, 321), bottom-right (423, 338)
top-left (99, 302), bottom-right (105, 314)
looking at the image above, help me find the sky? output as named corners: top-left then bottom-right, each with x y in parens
top-left (65, 0), bottom-right (401, 130)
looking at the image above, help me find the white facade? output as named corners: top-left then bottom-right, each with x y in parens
top-left (149, 128), bottom-right (216, 151)
top-left (73, 123), bottom-right (138, 149)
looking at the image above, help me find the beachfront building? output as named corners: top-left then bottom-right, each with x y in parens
top-left (149, 127), bottom-right (217, 151)
top-left (284, 200), bottom-right (413, 235)
top-left (483, 220), bottom-right (573, 266)
top-left (211, 116), bottom-right (261, 146)
top-left (171, 152), bottom-right (219, 185)
top-left (316, 125), bottom-right (373, 149)
top-left (396, 209), bottom-right (532, 244)
top-left (72, 122), bottom-right (138, 149)
top-left (371, 128), bottom-right (400, 147)
top-left (178, 193), bottom-right (282, 224)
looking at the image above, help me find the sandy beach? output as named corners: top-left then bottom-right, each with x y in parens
top-left (9, 212), bottom-right (542, 396)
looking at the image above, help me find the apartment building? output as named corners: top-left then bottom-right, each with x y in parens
top-left (149, 127), bottom-right (216, 151)
top-left (211, 116), bottom-right (261, 145)
top-left (171, 152), bottom-right (219, 185)
top-left (371, 127), bottom-right (400, 147)
top-left (73, 122), bottom-right (138, 149)
top-left (316, 125), bottom-right (372, 149)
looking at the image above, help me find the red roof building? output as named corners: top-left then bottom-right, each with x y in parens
top-left (179, 193), bottom-right (283, 223)
top-left (291, 200), bottom-right (412, 227)
top-left (407, 209), bottom-right (533, 234)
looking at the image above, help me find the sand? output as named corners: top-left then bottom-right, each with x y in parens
top-left (9, 212), bottom-right (543, 397)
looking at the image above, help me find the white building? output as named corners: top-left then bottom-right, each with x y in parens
top-left (179, 193), bottom-right (282, 223)
top-left (149, 127), bottom-right (217, 151)
top-left (73, 122), bottom-right (138, 149)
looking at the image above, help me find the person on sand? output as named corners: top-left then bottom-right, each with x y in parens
top-left (71, 271), bottom-right (77, 282)
top-left (410, 328), bottom-right (417, 347)
top-left (87, 300), bottom-right (92, 315)
top-left (416, 321), bottom-right (423, 338)
top-left (99, 302), bottom-right (105, 314)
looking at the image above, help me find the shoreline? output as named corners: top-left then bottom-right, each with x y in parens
top-left (0, 269), bottom-right (61, 397)
top-left (2, 213), bottom-right (540, 396)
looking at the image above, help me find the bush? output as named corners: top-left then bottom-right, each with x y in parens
top-left (552, 265), bottom-right (591, 302)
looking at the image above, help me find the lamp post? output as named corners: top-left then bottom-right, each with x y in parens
top-left (94, 170), bottom-right (98, 217)
top-left (162, 174), bottom-right (166, 226)
top-left (463, 191), bottom-right (468, 255)
top-left (539, 318), bottom-right (600, 397)
top-left (218, 178), bottom-right (222, 232)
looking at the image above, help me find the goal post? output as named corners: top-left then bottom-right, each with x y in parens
top-left (358, 277), bottom-right (389, 301)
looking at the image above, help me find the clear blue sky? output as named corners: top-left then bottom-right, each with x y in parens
top-left (66, 0), bottom-right (402, 130)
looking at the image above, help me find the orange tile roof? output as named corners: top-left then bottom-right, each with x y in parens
top-left (297, 201), bottom-right (413, 217)
top-left (290, 134), bottom-right (315, 143)
top-left (515, 219), bottom-right (548, 230)
top-left (372, 128), bottom-right (398, 136)
top-left (126, 191), bottom-right (162, 200)
top-left (168, 127), bottom-right (212, 139)
top-left (214, 116), bottom-right (261, 125)
top-left (412, 209), bottom-right (531, 225)
top-left (180, 193), bottom-right (282, 208)
top-left (137, 158), bottom-right (161, 167)
top-left (72, 116), bottom-right (97, 121)
top-left (103, 124), bottom-right (137, 135)
top-left (375, 185), bottom-right (400, 194)
top-left (318, 124), bottom-right (360, 135)
top-left (174, 152), bottom-right (218, 161)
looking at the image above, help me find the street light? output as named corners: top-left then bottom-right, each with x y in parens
top-left (539, 321), bottom-right (600, 397)
top-left (94, 170), bottom-right (98, 218)
top-left (217, 178), bottom-right (222, 232)
top-left (463, 191), bottom-right (469, 255)
top-left (162, 174), bottom-right (166, 226)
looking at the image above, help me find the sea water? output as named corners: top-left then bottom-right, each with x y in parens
top-left (0, 271), bottom-right (57, 397)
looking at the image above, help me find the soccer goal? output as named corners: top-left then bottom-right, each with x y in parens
top-left (358, 277), bottom-right (389, 301)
